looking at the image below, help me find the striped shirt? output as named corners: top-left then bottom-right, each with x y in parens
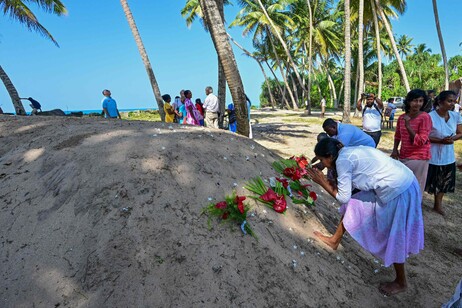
top-left (394, 112), bottom-right (432, 160)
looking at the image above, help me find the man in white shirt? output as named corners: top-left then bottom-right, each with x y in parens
top-left (203, 86), bottom-right (219, 129)
top-left (356, 93), bottom-right (383, 147)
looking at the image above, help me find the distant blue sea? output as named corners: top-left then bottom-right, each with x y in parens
top-left (64, 108), bottom-right (158, 115)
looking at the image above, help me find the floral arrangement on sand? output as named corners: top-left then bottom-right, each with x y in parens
top-left (202, 192), bottom-right (256, 237)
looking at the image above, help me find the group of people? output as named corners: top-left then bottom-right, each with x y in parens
top-left (308, 89), bottom-right (461, 296)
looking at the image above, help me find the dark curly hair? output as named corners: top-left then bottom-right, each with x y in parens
top-left (403, 89), bottom-right (428, 113)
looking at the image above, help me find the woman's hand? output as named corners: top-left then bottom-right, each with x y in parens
top-left (442, 136), bottom-right (454, 144)
top-left (306, 168), bottom-right (327, 186)
top-left (391, 149), bottom-right (399, 160)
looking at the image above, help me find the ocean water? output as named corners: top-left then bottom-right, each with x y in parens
top-left (64, 108), bottom-right (158, 115)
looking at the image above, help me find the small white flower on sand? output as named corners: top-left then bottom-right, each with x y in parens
top-left (300, 251), bottom-right (305, 256)
top-left (115, 194), bottom-right (118, 198)
top-left (233, 183), bottom-right (238, 187)
top-left (289, 228), bottom-right (293, 231)
top-left (316, 252), bottom-right (320, 255)
top-left (208, 197), bottom-right (213, 201)
top-left (293, 245), bottom-right (298, 250)
top-left (245, 156), bottom-right (250, 161)
top-left (262, 210), bottom-right (267, 214)
top-left (303, 210), bottom-right (307, 214)
top-left (341, 261), bottom-right (345, 264)
top-left (321, 190), bottom-right (324, 193)
top-left (223, 157), bottom-right (227, 160)
top-left (374, 269), bottom-right (379, 274)
top-left (336, 256), bottom-right (341, 261)
top-left (286, 206), bottom-right (289, 209)
top-left (161, 147), bottom-right (166, 150)
top-left (210, 134), bottom-right (214, 137)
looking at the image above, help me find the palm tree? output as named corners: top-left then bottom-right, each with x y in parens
top-left (371, 0), bottom-right (382, 98)
top-left (432, 0), bottom-right (449, 90)
top-left (373, 0), bottom-right (410, 92)
top-left (356, 0), bottom-right (365, 104)
top-left (199, 0), bottom-right (249, 136)
top-left (343, 0), bottom-right (352, 123)
top-left (396, 34), bottom-right (413, 59)
top-left (181, 0), bottom-right (231, 127)
top-left (1, 0), bottom-right (67, 115)
top-left (120, 0), bottom-right (165, 121)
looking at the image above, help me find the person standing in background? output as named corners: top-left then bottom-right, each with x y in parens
top-left (356, 93), bottom-right (383, 147)
top-left (320, 96), bottom-right (326, 118)
top-left (101, 89), bottom-right (121, 119)
top-left (203, 86), bottom-right (219, 128)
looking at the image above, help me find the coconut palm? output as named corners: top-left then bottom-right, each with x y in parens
top-left (373, 0), bottom-right (410, 92)
top-left (343, 0), bottom-right (352, 123)
top-left (181, 0), bottom-right (231, 127)
top-left (120, 0), bottom-right (165, 121)
top-left (432, 0), bottom-right (449, 90)
top-left (1, 0), bottom-right (67, 115)
top-left (396, 34), bottom-right (414, 59)
top-left (199, 0), bottom-right (249, 136)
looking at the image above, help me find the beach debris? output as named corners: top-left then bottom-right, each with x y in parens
top-left (245, 156), bottom-right (250, 161)
top-left (250, 212), bottom-right (255, 217)
top-left (300, 251), bottom-right (305, 256)
top-left (293, 245), bottom-right (298, 250)
top-left (374, 269), bottom-right (379, 274)
top-left (233, 182), bottom-right (238, 187)
top-left (168, 126), bottom-right (173, 130)
top-left (250, 145), bottom-right (255, 150)
top-left (198, 134), bottom-right (202, 138)
top-left (152, 134), bottom-right (158, 137)
top-left (212, 265), bottom-right (223, 273)
top-left (240, 220), bottom-right (247, 235)
top-left (207, 197), bottom-right (213, 201)
top-left (262, 209), bottom-right (267, 214)
top-left (115, 194), bottom-right (118, 198)
top-left (373, 259), bottom-right (379, 264)
top-left (223, 156), bottom-right (228, 160)
top-left (336, 256), bottom-right (341, 261)
top-left (161, 147), bottom-right (166, 150)
top-left (289, 227), bottom-right (293, 232)
top-left (292, 260), bottom-right (297, 268)
top-left (121, 207), bottom-right (129, 212)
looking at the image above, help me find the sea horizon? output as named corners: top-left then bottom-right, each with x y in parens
top-left (64, 107), bottom-right (158, 115)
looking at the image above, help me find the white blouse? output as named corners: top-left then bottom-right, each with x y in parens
top-left (428, 110), bottom-right (462, 165)
top-left (335, 146), bottom-right (415, 204)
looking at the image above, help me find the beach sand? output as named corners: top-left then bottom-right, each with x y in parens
top-left (0, 112), bottom-right (461, 307)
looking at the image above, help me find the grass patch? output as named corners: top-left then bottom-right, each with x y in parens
top-left (121, 110), bottom-right (161, 122)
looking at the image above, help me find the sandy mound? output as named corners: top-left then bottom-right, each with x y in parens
top-left (0, 115), bottom-right (460, 307)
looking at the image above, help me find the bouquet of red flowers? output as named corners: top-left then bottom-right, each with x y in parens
top-left (202, 192), bottom-right (255, 237)
top-left (272, 156), bottom-right (317, 207)
top-left (244, 177), bottom-right (287, 213)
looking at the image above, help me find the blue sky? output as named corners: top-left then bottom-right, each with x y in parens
top-left (0, 0), bottom-right (461, 113)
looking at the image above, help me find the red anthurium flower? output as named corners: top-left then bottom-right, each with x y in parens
top-left (215, 201), bottom-right (227, 209)
top-left (237, 202), bottom-right (245, 214)
top-left (222, 212), bottom-right (229, 220)
top-left (273, 195), bottom-right (287, 213)
top-left (296, 156), bottom-right (309, 169)
top-left (309, 191), bottom-right (318, 201)
top-left (260, 188), bottom-right (278, 202)
top-left (283, 167), bottom-right (302, 181)
top-left (276, 177), bottom-right (289, 189)
top-left (297, 190), bottom-right (304, 196)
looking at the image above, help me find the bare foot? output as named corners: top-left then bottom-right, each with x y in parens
top-left (314, 231), bottom-right (340, 250)
top-left (432, 208), bottom-right (445, 216)
top-left (379, 281), bottom-right (407, 296)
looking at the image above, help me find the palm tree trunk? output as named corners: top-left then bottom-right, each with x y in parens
top-left (288, 70), bottom-right (300, 109)
top-left (217, 0), bottom-right (226, 127)
top-left (305, 0), bottom-right (313, 115)
top-left (432, 0), bottom-right (449, 90)
top-left (374, 0), bottom-right (410, 92)
top-left (256, 0), bottom-right (306, 98)
top-left (327, 71), bottom-right (337, 108)
top-left (343, 0), bottom-right (352, 123)
top-left (353, 63), bottom-right (361, 118)
top-left (199, 0), bottom-right (249, 136)
top-left (337, 80), bottom-right (344, 108)
top-left (120, 0), bottom-right (165, 121)
top-left (268, 33), bottom-right (297, 109)
top-left (371, 0), bottom-right (382, 98)
top-left (227, 34), bottom-right (276, 108)
top-left (266, 61), bottom-right (290, 109)
top-left (357, 0), bottom-right (365, 99)
top-left (0, 65), bottom-right (26, 115)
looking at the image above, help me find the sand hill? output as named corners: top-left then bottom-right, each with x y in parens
top-left (0, 115), bottom-right (460, 307)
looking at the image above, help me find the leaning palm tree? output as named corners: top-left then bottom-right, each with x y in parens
top-left (181, 0), bottom-right (231, 128)
top-left (120, 0), bottom-right (165, 121)
top-left (199, 0), bottom-right (249, 136)
top-left (0, 0), bottom-right (67, 115)
top-left (432, 0), bottom-right (449, 90)
top-left (343, 0), bottom-right (352, 123)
